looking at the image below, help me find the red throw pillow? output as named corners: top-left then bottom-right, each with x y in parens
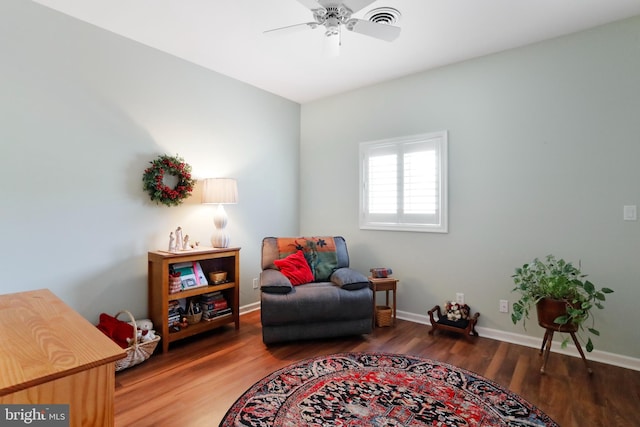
top-left (274, 250), bottom-right (314, 285)
top-left (97, 313), bottom-right (135, 348)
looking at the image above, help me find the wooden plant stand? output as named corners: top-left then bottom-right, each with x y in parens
top-left (536, 298), bottom-right (593, 375)
top-left (427, 305), bottom-right (480, 340)
top-left (538, 321), bottom-right (593, 374)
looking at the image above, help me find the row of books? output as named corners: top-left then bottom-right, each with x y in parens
top-left (167, 293), bottom-right (232, 326)
top-left (168, 299), bottom-right (185, 327)
top-left (170, 262), bottom-right (208, 291)
top-left (200, 291), bottom-right (231, 320)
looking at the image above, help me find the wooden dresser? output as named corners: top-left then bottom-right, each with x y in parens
top-left (0, 289), bottom-right (125, 426)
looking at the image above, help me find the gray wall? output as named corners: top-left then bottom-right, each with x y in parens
top-left (300, 16), bottom-right (640, 359)
top-left (1, 1), bottom-right (300, 321)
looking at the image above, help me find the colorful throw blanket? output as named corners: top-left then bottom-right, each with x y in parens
top-left (277, 237), bottom-right (338, 282)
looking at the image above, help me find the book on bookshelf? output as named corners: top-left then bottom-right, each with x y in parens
top-left (200, 291), bottom-right (224, 300)
top-left (173, 262), bottom-right (209, 290)
top-left (200, 303), bottom-right (228, 312)
top-left (203, 307), bottom-right (232, 320)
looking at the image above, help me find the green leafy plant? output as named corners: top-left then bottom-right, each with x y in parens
top-left (511, 255), bottom-right (613, 352)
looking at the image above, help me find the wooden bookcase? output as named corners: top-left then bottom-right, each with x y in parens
top-left (148, 247), bottom-right (240, 353)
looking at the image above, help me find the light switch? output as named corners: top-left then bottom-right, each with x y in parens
top-left (623, 205), bottom-right (637, 221)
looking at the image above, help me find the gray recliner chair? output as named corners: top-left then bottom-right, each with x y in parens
top-left (259, 236), bottom-right (373, 344)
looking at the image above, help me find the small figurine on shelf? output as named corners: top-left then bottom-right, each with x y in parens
top-left (168, 232), bottom-right (176, 252)
top-left (175, 227), bottom-right (183, 250)
top-left (183, 234), bottom-right (190, 250)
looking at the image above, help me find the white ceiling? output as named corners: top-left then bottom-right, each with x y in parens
top-left (33, 0), bottom-right (640, 104)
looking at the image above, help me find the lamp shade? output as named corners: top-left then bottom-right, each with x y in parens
top-left (202, 178), bottom-right (238, 205)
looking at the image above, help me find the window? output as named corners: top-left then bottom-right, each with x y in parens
top-left (359, 131), bottom-right (448, 233)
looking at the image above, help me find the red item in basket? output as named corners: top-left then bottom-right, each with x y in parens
top-left (97, 313), bottom-right (135, 348)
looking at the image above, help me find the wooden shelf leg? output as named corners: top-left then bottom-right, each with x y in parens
top-left (540, 329), bottom-right (554, 374)
top-left (569, 332), bottom-right (593, 375)
top-left (392, 289), bottom-right (396, 325)
top-left (540, 329), bottom-right (551, 356)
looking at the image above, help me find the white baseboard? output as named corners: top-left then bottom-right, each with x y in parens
top-left (396, 310), bottom-right (640, 372)
top-left (240, 301), bottom-right (261, 315)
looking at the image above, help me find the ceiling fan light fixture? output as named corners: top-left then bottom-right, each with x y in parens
top-left (324, 16), bottom-right (341, 36)
top-left (323, 31), bottom-right (341, 57)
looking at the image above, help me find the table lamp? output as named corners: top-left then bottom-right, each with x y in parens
top-left (202, 178), bottom-right (238, 248)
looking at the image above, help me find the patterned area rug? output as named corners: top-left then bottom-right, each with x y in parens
top-left (220, 352), bottom-right (558, 427)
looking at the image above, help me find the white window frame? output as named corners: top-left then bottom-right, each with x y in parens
top-left (359, 131), bottom-right (448, 233)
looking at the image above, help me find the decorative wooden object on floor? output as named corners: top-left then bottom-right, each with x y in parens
top-left (428, 305), bottom-right (480, 339)
top-left (0, 289), bottom-right (125, 427)
top-left (148, 247), bottom-right (240, 353)
top-left (369, 277), bottom-right (399, 327)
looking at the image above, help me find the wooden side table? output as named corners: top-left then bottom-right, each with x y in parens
top-left (369, 277), bottom-right (399, 327)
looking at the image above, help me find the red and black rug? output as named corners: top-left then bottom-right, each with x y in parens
top-left (220, 352), bottom-right (558, 426)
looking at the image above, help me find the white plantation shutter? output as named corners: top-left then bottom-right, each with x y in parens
top-left (360, 131), bottom-right (448, 233)
top-left (368, 153), bottom-right (397, 214)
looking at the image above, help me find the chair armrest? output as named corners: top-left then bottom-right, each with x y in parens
top-left (469, 312), bottom-right (480, 324)
top-left (330, 268), bottom-right (369, 290)
top-left (427, 305), bottom-right (442, 323)
top-left (260, 269), bottom-right (294, 294)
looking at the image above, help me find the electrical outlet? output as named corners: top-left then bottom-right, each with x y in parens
top-left (624, 205), bottom-right (637, 221)
top-left (456, 293), bottom-right (464, 304)
top-left (499, 299), bottom-right (509, 313)
top-left (252, 278), bottom-right (259, 289)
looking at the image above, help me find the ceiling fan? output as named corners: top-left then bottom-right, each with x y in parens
top-left (265, 0), bottom-right (401, 49)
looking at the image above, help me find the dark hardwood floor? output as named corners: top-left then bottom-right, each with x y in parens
top-left (114, 310), bottom-right (640, 426)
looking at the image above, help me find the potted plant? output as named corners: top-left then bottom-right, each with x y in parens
top-left (511, 255), bottom-right (613, 352)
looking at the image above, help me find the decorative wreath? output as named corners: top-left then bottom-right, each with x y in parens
top-left (142, 154), bottom-right (195, 207)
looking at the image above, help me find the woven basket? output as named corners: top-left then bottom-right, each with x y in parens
top-left (185, 312), bottom-right (202, 325)
top-left (209, 271), bottom-right (227, 284)
top-left (185, 300), bottom-right (202, 325)
top-left (376, 305), bottom-right (393, 327)
top-left (114, 310), bottom-right (161, 372)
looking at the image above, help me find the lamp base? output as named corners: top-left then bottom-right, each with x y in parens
top-left (211, 231), bottom-right (230, 249)
top-left (211, 204), bottom-right (230, 248)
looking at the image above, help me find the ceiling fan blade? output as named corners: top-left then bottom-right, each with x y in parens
top-left (341, 0), bottom-right (377, 13)
top-left (346, 18), bottom-right (401, 41)
top-left (297, 0), bottom-right (324, 10)
top-left (264, 22), bottom-right (318, 36)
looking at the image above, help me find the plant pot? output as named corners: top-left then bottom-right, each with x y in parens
top-left (536, 297), bottom-right (577, 332)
